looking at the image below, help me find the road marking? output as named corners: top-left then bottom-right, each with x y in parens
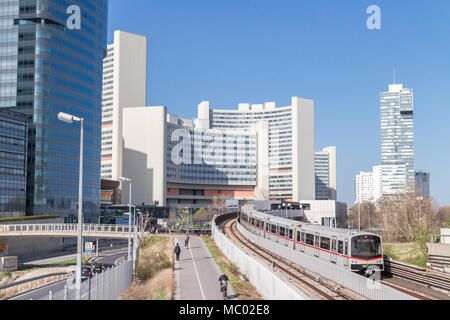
top-left (188, 238), bottom-right (206, 300)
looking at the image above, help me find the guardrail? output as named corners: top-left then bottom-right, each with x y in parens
top-left (0, 224), bottom-right (137, 239)
top-left (384, 258), bottom-right (450, 295)
top-left (0, 272), bottom-right (73, 299)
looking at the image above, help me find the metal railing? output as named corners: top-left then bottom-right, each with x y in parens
top-left (10, 260), bottom-right (133, 300)
top-left (0, 223), bottom-right (136, 239)
top-left (0, 272), bottom-right (72, 299)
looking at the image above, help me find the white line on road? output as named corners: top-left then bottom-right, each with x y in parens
top-left (188, 238), bottom-right (206, 300)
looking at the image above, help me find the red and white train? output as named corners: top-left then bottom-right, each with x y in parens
top-left (239, 205), bottom-right (384, 274)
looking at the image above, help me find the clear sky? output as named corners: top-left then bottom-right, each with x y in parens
top-left (108, 0), bottom-right (450, 207)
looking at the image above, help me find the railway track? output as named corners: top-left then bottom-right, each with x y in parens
top-left (382, 259), bottom-right (450, 300)
top-left (222, 218), bottom-right (361, 300)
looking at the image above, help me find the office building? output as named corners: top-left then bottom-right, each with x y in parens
top-left (101, 31), bottom-right (147, 181)
top-left (121, 97), bottom-right (316, 208)
top-left (315, 146), bottom-right (337, 200)
top-left (355, 165), bottom-right (383, 203)
top-left (415, 171), bottom-right (430, 197)
top-left (0, 108), bottom-right (28, 218)
top-left (380, 83), bottom-right (415, 196)
top-left (0, 0), bottom-right (108, 221)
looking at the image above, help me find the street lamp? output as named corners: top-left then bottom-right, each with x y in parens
top-left (119, 177), bottom-right (132, 261)
top-left (57, 112), bottom-right (84, 300)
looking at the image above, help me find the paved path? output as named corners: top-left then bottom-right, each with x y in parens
top-left (173, 235), bottom-right (236, 300)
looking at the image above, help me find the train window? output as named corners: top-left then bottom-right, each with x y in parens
top-left (301, 232), bottom-right (305, 243)
top-left (255, 219), bottom-right (260, 228)
top-left (331, 239), bottom-right (337, 252)
top-left (305, 233), bottom-right (314, 246)
top-left (265, 222), bottom-right (269, 231)
top-left (297, 231), bottom-right (301, 242)
top-left (320, 237), bottom-right (330, 250)
top-left (288, 229), bottom-right (293, 240)
top-left (271, 224), bottom-right (276, 234)
top-left (314, 235), bottom-right (320, 248)
top-left (338, 241), bottom-right (343, 254)
top-left (344, 240), bottom-right (348, 256)
top-left (280, 227), bottom-right (285, 237)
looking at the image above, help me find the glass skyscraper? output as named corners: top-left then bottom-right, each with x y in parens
top-left (380, 83), bottom-right (415, 195)
top-left (0, 108), bottom-right (27, 218)
top-left (0, 0), bottom-right (108, 222)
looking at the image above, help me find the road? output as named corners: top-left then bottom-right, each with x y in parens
top-left (8, 248), bottom-right (128, 300)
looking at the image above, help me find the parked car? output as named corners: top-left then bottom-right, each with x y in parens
top-left (81, 266), bottom-right (93, 281)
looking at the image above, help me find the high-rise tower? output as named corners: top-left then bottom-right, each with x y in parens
top-left (380, 83), bottom-right (415, 195)
top-left (0, 1), bottom-right (108, 221)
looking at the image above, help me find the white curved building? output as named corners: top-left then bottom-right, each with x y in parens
top-left (121, 97), bottom-right (316, 208)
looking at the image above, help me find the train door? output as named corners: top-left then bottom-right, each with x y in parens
top-left (343, 238), bottom-right (349, 267)
top-left (330, 237), bottom-right (337, 264)
top-left (300, 231), bottom-right (305, 252)
top-left (314, 233), bottom-right (320, 257)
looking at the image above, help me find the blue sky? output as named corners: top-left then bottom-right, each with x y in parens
top-left (108, 0), bottom-right (450, 206)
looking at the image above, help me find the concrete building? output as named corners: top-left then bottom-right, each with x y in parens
top-left (355, 165), bottom-right (383, 204)
top-left (380, 83), bottom-right (415, 196)
top-left (121, 97), bottom-right (316, 208)
top-left (415, 171), bottom-right (430, 197)
top-left (101, 31), bottom-right (148, 182)
top-left (315, 146), bottom-right (337, 200)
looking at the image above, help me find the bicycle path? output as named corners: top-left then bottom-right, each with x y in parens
top-left (173, 235), bottom-right (236, 300)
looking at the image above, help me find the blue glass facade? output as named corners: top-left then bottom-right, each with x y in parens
top-left (0, 0), bottom-right (108, 222)
top-left (0, 108), bottom-right (27, 218)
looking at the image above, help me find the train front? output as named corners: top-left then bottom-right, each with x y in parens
top-left (349, 234), bottom-right (384, 275)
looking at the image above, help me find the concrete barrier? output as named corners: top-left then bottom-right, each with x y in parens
top-left (0, 256), bottom-right (18, 272)
top-left (212, 221), bottom-right (309, 300)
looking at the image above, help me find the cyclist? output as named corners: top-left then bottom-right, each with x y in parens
top-left (218, 274), bottom-right (229, 299)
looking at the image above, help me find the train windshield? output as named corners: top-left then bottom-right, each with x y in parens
top-left (351, 235), bottom-right (382, 260)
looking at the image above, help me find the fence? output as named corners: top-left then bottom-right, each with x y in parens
top-left (26, 261), bottom-right (133, 300)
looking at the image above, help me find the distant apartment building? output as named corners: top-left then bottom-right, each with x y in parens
top-left (121, 97), bottom-right (316, 208)
top-left (315, 146), bottom-right (337, 200)
top-left (0, 109), bottom-right (28, 218)
top-left (415, 171), bottom-right (430, 197)
top-left (101, 31), bottom-right (147, 181)
top-left (355, 165), bottom-right (383, 203)
top-left (380, 83), bottom-right (415, 196)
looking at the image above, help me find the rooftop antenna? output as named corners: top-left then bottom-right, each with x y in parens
top-left (393, 69), bottom-right (396, 84)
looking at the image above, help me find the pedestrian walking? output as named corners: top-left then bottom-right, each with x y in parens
top-left (174, 243), bottom-right (181, 261)
top-left (184, 235), bottom-right (190, 248)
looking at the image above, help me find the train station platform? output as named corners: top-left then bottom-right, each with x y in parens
top-left (173, 235), bottom-right (236, 300)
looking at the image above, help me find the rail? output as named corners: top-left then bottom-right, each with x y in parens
top-left (0, 272), bottom-right (72, 299)
top-left (0, 223), bottom-right (137, 239)
top-left (384, 258), bottom-right (450, 294)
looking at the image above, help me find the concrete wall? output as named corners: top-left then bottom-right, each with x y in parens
top-left (122, 106), bottom-right (167, 206)
top-left (291, 97), bottom-right (315, 201)
top-left (212, 222), bottom-right (309, 300)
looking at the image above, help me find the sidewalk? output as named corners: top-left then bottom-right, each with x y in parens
top-left (173, 235), bottom-right (236, 300)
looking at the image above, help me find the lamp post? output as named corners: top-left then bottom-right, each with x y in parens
top-left (57, 112), bottom-right (84, 300)
top-left (358, 201), bottom-right (361, 231)
top-left (119, 177), bottom-right (132, 261)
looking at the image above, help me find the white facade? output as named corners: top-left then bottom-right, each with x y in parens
top-left (380, 83), bottom-right (415, 195)
top-left (299, 200), bottom-right (348, 228)
top-left (355, 165), bottom-right (383, 203)
top-left (101, 31), bottom-right (147, 181)
top-left (121, 97), bottom-right (316, 208)
top-left (315, 146), bottom-right (337, 200)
